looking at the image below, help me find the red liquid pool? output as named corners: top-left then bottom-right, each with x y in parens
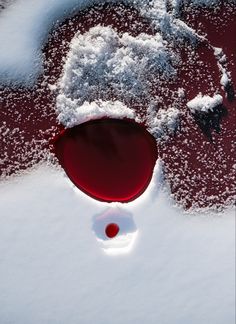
top-left (54, 119), bottom-right (158, 202)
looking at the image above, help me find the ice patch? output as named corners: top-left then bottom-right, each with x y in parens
top-left (187, 93), bottom-right (223, 113)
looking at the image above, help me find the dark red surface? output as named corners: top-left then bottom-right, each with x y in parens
top-left (54, 119), bottom-right (158, 202)
top-left (0, 2), bottom-right (235, 208)
top-left (105, 223), bottom-right (120, 238)
top-left (158, 2), bottom-right (236, 209)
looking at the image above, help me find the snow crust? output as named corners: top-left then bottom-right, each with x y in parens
top-left (0, 164), bottom-right (235, 324)
top-left (187, 93), bottom-right (223, 113)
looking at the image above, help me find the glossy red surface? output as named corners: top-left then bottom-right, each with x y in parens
top-left (105, 223), bottom-right (120, 238)
top-left (54, 119), bottom-right (158, 202)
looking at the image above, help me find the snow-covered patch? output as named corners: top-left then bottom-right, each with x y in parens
top-left (56, 26), bottom-right (178, 126)
top-left (57, 99), bottom-right (136, 127)
top-left (187, 93), bottom-right (223, 113)
top-left (0, 163), bottom-right (235, 323)
top-left (214, 47), bottom-right (232, 88)
top-left (147, 106), bottom-right (180, 140)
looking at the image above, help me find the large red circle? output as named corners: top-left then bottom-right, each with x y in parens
top-left (54, 118), bottom-right (158, 202)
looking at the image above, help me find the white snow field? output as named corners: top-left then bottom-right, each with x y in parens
top-left (0, 163), bottom-right (235, 324)
top-left (0, 0), bottom-right (235, 323)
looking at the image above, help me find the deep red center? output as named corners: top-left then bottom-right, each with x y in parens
top-left (105, 223), bottom-right (120, 238)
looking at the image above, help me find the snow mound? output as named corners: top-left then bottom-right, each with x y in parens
top-left (187, 93), bottom-right (223, 113)
top-left (147, 107), bottom-right (180, 140)
top-left (56, 26), bottom-right (178, 127)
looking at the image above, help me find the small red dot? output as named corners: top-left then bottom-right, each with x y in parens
top-left (105, 223), bottom-right (120, 238)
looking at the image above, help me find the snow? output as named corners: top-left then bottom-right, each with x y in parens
top-left (187, 93), bottom-right (223, 113)
top-left (220, 71), bottom-right (230, 87)
top-left (57, 99), bottom-right (136, 127)
top-left (0, 0), bottom-right (13, 11)
top-left (56, 26), bottom-right (177, 127)
top-left (147, 106), bottom-right (180, 140)
top-left (0, 163), bottom-right (235, 324)
top-left (172, 0), bottom-right (235, 12)
top-left (93, 207), bottom-right (138, 255)
top-left (214, 47), bottom-right (231, 88)
top-left (0, 0), bottom-right (98, 85)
